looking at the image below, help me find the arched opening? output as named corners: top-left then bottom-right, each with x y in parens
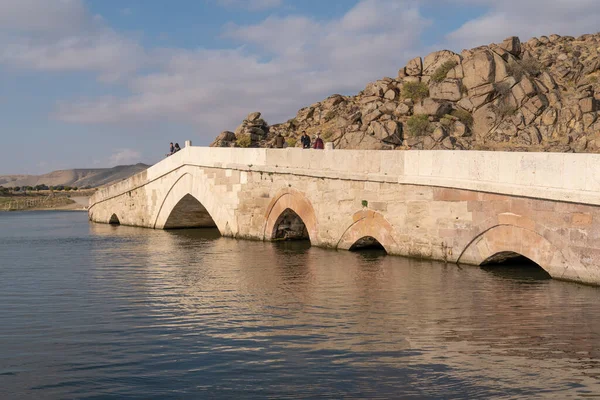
top-left (164, 194), bottom-right (218, 230)
top-left (481, 251), bottom-right (551, 280)
top-left (109, 214), bottom-right (120, 225)
top-left (272, 208), bottom-right (309, 241)
top-left (349, 236), bottom-right (387, 253)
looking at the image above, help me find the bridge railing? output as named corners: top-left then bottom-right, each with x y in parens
top-left (90, 146), bottom-right (600, 207)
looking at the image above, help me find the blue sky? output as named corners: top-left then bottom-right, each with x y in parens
top-left (1, 0), bottom-right (598, 174)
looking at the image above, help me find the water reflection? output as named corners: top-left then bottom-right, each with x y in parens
top-left (1, 213), bottom-right (599, 399)
top-left (88, 224), bottom-right (600, 396)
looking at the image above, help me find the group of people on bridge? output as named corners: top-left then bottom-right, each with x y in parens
top-left (274, 130), bottom-right (324, 149)
top-left (167, 142), bottom-right (181, 156)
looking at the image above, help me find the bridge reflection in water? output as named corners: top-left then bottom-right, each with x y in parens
top-left (86, 222), bottom-right (600, 397)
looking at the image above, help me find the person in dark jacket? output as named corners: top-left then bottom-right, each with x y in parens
top-left (300, 131), bottom-right (311, 149)
top-left (174, 143), bottom-right (181, 153)
top-left (167, 142), bottom-right (174, 156)
top-left (274, 133), bottom-right (285, 148)
top-left (313, 133), bottom-right (324, 149)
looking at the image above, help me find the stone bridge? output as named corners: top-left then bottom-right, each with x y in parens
top-left (89, 145), bottom-right (600, 285)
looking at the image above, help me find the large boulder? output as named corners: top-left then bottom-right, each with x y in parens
top-left (499, 36), bottom-right (521, 56)
top-left (462, 51), bottom-right (496, 89)
top-left (422, 50), bottom-right (460, 76)
top-left (405, 57), bottom-right (423, 76)
top-left (210, 131), bottom-right (237, 147)
top-left (368, 121), bottom-right (403, 145)
top-left (413, 98), bottom-right (452, 116)
top-left (430, 79), bottom-right (462, 101)
top-left (247, 112), bottom-right (261, 122)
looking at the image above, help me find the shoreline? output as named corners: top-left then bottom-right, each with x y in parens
top-left (0, 196), bottom-right (89, 213)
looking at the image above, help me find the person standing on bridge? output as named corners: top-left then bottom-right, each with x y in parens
top-left (167, 142), bottom-right (174, 156)
top-left (313, 133), bottom-right (324, 150)
top-left (174, 143), bottom-right (181, 153)
top-left (274, 133), bottom-right (285, 148)
top-left (300, 131), bottom-right (311, 149)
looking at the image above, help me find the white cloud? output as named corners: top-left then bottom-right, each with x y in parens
top-left (216, 0), bottom-right (283, 11)
top-left (444, 0), bottom-right (600, 49)
top-left (109, 148), bottom-right (141, 166)
top-left (57, 0), bottom-right (430, 143)
top-left (0, 0), bottom-right (88, 34)
top-left (0, 0), bottom-right (145, 80)
top-left (1, 32), bottom-right (145, 81)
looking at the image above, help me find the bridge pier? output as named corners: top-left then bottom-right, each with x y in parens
top-left (89, 147), bottom-right (600, 286)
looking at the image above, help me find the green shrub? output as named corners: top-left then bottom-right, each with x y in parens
top-left (236, 134), bottom-right (252, 148)
top-left (440, 117), bottom-right (454, 128)
top-left (286, 138), bottom-right (297, 147)
top-left (508, 56), bottom-right (542, 80)
top-left (493, 102), bottom-right (517, 118)
top-left (495, 81), bottom-right (512, 97)
top-left (431, 60), bottom-right (458, 83)
top-left (402, 81), bottom-right (429, 101)
top-left (407, 114), bottom-right (431, 136)
top-left (450, 109), bottom-right (474, 128)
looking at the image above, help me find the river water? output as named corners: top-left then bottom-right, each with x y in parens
top-left (1, 211), bottom-right (600, 399)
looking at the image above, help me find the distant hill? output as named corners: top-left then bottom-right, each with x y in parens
top-left (0, 163), bottom-right (150, 188)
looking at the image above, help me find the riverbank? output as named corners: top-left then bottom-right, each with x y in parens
top-left (0, 194), bottom-right (89, 212)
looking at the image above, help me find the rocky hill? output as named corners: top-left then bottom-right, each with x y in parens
top-left (0, 163), bottom-right (150, 188)
top-left (211, 33), bottom-right (600, 153)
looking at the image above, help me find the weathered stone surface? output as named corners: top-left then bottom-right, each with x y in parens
top-left (457, 97), bottom-right (474, 112)
top-left (493, 52), bottom-right (510, 82)
top-left (473, 104), bottom-right (497, 138)
top-left (519, 77), bottom-right (537, 97)
top-left (432, 126), bottom-right (447, 141)
top-left (469, 83), bottom-right (495, 97)
top-left (447, 64), bottom-right (464, 79)
top-left (541, 108), bottom-right (558, 125)
top-left (462, 51), bottom-right (495, 89)
top-left (414, 99), bottom-right (452, 116)
top-left (323, 94), bottom-right (345, 108)
top-left (430, 79), bottom-right (462, 101)
top-left (210, 131), bottom-right (237, 147)
top-left (247, 112), bottom-right (261, 122)
top-left (384, 89), bottom-right (397, 100)
top-left (394, 103), bottom-right (411, 116)
top-left (406, 57), bottom-right (423, 76)
top-left (580, 97), bottom-right (598, 113)
top-left (423, 50), bottom-right (460, 76)
top-left (451, 121), bottom-right (467, 137)
top-left (500, 36), bottom-right (521, 56)
top-left (369, 120), bottom-right (403, 144)
top-left (471, 92), bottom-right (494, 109)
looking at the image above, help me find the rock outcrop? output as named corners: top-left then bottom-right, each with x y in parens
top-left (211, 32), bottom-right (600, 153)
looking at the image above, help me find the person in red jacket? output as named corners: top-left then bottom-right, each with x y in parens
top-left (313, 133), bottom-right (324, 149)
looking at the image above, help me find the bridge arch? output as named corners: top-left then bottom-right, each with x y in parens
top-left (263, 189), bottom-right (318, 242)
top-left (457, 224), bottom-right (569, 277)
top-left (108, 213), bottom-right (121, 225)
top-left (153, 172), bottom-right (230, 233)
top-left (337, 210), bottom-right (398, 254)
